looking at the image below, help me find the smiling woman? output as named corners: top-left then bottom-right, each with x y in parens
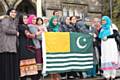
top-left (0, 8), bottom-right (19, 80)
top-left (99, 16), bottom-right (119, 80)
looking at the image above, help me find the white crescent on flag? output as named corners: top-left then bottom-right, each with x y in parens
top-left (76, 36), bottom-right (87, 49)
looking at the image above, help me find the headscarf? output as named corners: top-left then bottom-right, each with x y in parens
top-left (28, 15), bottom-right (36, 24)
top-left (18, 14), bottom-right (28, 24)
top-left (42, 16), bottom-right (49, 27)
top-left (49, 16), bottom-right (60, 32)
top-left (99, 16), bottom-right (111, 39)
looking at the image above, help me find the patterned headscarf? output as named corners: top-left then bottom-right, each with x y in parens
top-left (99, 16), bottom-right (111, 39)
top-left (49, 16), bottom-right (60, 32)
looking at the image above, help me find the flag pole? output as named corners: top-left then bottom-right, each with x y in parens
top-left (37, 0), bottom-right (42, 17)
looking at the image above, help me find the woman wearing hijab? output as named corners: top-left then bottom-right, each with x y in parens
top-left (28, 15), bottom-right (45, 79)
top-left (18, 14), bottom-right (39, 80)
top-left (47, 16), bottom-right (60, 80)
top-left (99, 16), bottom-right (119, 80)
top-left (42, 16), bottom-right (49, 28)
top-left (48, 16), bottom-right (60, 32)
top-left (0, 8), bottom-right (19, 80)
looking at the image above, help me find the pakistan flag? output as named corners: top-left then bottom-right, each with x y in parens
top-left (42, 32), bottom-right (93, 75)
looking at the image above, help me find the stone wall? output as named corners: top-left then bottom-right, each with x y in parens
top-left (0, 0), bottom-right (102, 18)
top-left (44, 0), bottom-right (102, 18)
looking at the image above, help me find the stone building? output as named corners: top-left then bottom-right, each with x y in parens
top-left (0, 0), bottom-right (102, 19)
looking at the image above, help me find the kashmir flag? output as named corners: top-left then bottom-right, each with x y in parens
top-left (42, 32), bottom-right (94, 75)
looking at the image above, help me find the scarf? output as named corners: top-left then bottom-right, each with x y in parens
top-left (99, 16), bottom-right (111, 39)
top-left (49, 16), bottom-right (60, 32)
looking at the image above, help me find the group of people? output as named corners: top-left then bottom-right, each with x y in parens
top-left (0, 8), bottom-right (120, 80)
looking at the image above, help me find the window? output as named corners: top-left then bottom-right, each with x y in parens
top-left (69, 8), bottom-right (73, 16)
top-left (75, 9), bottom-right (79, 16)
top-left (63, 7), bottom-right (67, 16)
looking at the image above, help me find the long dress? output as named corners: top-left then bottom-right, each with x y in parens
top-left (101, 25), bottom-right (119, 78)
top-left (18, 24), bottom-right (38, 77)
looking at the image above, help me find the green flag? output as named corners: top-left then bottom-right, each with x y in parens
top-left (42, 32), bottom-right (94, 75)
top-left (70, 32), bottom-right (93, 53)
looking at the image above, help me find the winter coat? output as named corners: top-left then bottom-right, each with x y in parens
top-left (0, 17), bottom-right (18, 53)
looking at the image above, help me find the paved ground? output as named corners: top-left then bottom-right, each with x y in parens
top-left (42, 76), bottom-right (120, 80)
top-left (25, 69), bottom-right (120, 80)
top-left (26, 75), bottom-right (120, 80)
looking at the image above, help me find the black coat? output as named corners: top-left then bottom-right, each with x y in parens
top-left (18, 24), bottom-right (35, 59)
top-left (60, 23), bottom-right (76, 32)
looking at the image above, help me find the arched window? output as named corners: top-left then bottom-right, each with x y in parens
top-left (16, 0), bottom-right (36, 16)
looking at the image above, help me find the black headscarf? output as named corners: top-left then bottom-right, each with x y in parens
top-left (18, 14), bottom-right (28, 24)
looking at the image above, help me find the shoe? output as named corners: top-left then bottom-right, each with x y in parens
top-left (75, 76), bottom-right (79, 79)
top-left (67, 75), bottom-right (74, 79)
top-left (82, 72), bottom-right (87, 78)
top-left (61, 76), bottom-right (67, 80)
